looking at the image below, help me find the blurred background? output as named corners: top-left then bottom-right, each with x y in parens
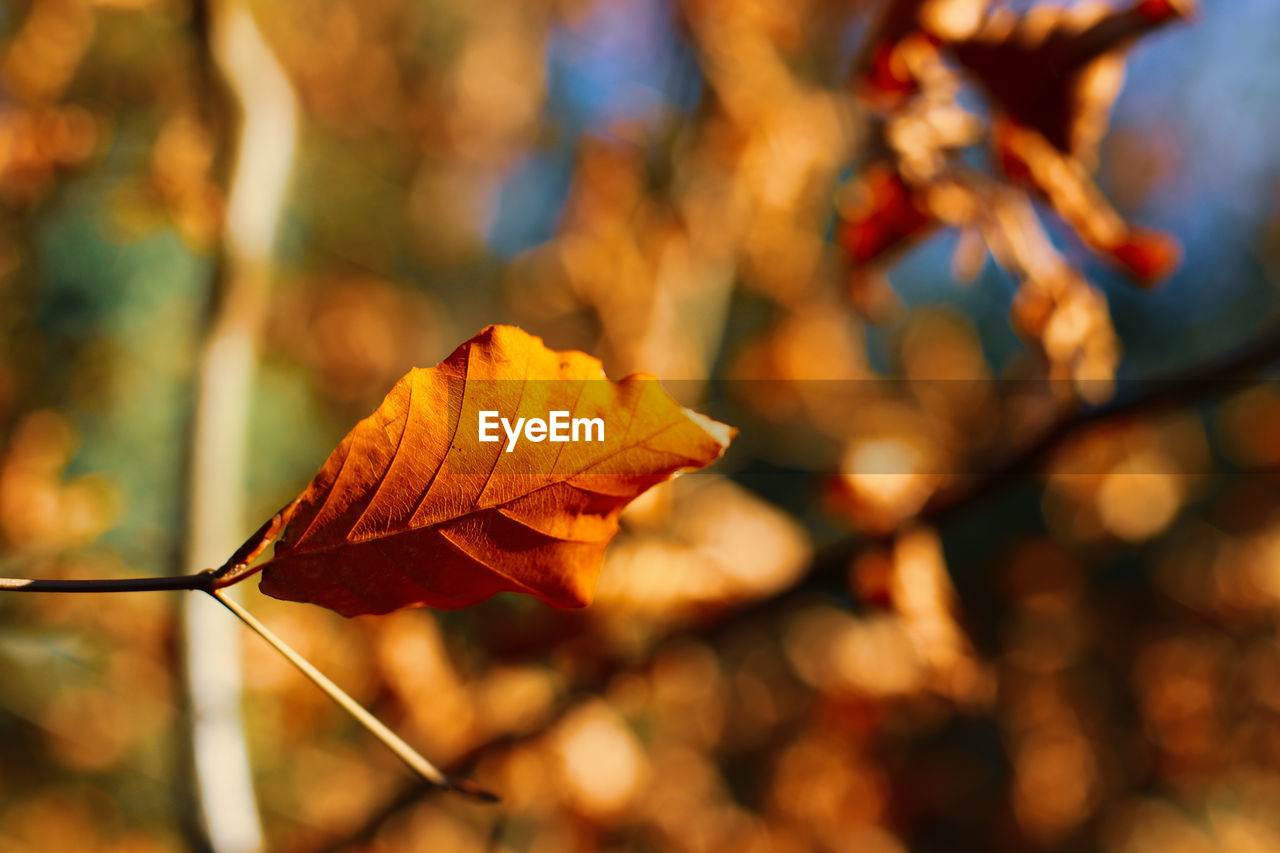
top-left (2, 0), bottom-right (1280, 850)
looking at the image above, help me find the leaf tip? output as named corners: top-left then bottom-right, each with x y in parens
top-left (686, 408), bottom-right (736, 455)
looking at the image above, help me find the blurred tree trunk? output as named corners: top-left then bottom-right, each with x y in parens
top-left (182, 2), bottom-right (298, 850)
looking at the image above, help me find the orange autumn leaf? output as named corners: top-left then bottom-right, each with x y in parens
top-left (253, 325), bottom-right (734, 617)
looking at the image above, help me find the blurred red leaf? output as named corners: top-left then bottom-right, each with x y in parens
top-left (1108, 228), bottom-right (1182, 283)
top-left (255, 325), bottom-right (734, 617)
top-left (838, 163), bottom-right (936, 266)
top-left (952, 1), bottom-right (1193, 159)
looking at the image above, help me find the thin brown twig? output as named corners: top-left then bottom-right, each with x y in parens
top-left (316, 317), bottom-right (1280, 853)
top-left (0, 571), bottom-right (216, 594)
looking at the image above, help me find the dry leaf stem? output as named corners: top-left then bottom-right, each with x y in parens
top-left (205, 588), bottom-right (498, 802)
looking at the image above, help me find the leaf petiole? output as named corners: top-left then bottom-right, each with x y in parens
top-left (204, 587), bottom-right (498, 802)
